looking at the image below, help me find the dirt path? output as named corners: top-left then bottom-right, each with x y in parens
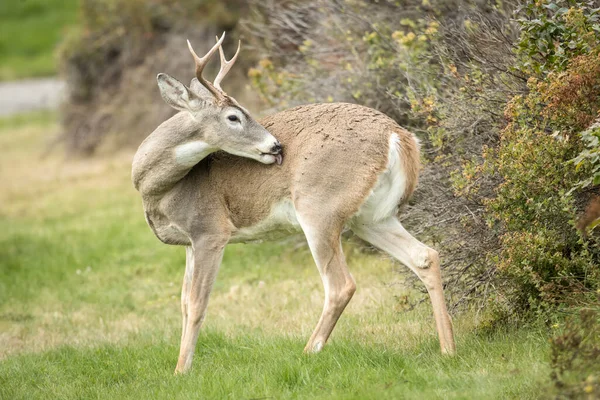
top-left (0, 78), bottom-right (65, 116)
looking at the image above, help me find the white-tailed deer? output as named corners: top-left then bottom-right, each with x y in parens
top-left (132, 33), bottom-right (455, 374)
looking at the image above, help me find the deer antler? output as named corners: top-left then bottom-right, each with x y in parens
top-left (187, 33), bottom-right (227, 102)
top-left (214, 36), bottom-right (241, 92)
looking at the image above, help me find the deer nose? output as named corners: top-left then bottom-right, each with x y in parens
top-left (270, 142), bottom-right (282, 154)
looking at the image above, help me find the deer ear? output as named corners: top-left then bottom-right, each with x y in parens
top-left (157, 73), bottom-right (204, 112)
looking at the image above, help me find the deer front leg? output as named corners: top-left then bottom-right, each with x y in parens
top-left (175, 236), bottom-right (228, 374)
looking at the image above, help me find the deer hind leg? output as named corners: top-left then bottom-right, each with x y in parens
top-left (352, 216), bottom-right (456, 355)
top-left (175, 236), bottom-right (227, 374)
top-left (297, 213), bottom-right (356, 353)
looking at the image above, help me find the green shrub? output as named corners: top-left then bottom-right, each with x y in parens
top-left (471, 45), bottom-right (600, 319)
top-left (565, 54), bottom-right (600, 198)
top-left (572, 122), bottom-right (600, 193)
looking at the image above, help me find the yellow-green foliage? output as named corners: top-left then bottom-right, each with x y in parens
top-left (247, 2), bottom-right (443, 126)
top-left (248, 58), bottom-right (302, 108)
top-left (573, 124), bottom-right (600, 191)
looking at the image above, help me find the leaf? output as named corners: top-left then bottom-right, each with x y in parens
top-left (555, 45), bottom-right (564, 56)
top-left (587, 217), bottom-right (600, 231)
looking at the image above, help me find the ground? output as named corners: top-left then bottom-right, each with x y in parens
top-left (0, 113), bottom-right (550, 399)
top-left (0, 78), bottom-right (65, 116)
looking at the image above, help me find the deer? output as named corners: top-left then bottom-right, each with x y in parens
top-left (132, 33), bottom-right (456, 374)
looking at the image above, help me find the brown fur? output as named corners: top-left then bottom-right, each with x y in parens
top-left (577, 195), bottom-right (600, 236)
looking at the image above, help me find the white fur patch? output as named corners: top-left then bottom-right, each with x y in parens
top-left (174, 141), bottom-right (216, 167)
top-left (257, 138), bottom-right (277, 154)
top-left (231, 199), bottom-right (301, 243)
top-left (312, 341), bottom-right (323, 352)
top-left (356, 133), bottom-right (407, 223)
top-left (184, 246), bottom-right (194, 287)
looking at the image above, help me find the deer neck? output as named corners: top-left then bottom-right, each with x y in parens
top-left (132, 112), bottom-right (216, 198)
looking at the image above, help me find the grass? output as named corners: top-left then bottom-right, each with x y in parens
top-left (0, 113), bottom-right (551, 399)
top-left (0, 0), bottom-right (80, 80)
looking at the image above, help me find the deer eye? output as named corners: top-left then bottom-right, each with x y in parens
top-left (227, 115), bottom-right (239, 122)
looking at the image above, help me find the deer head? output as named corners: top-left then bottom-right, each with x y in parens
top-left (156, 33), bottom-right (282, 165)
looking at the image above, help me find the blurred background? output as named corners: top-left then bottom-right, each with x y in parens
top-left (1, 0), bottom-right (599, 398)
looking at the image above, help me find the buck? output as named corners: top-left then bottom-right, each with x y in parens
top-left (132, 33), bottom-right (456, 374)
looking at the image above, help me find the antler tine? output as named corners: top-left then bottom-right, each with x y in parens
top-left (213, 37), bottom-right (241, 92)
top-left (187, 32), bottom-right (226, 99)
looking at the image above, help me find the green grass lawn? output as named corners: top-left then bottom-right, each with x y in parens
top-left (0, 0), bottom-right (79, 80)
top-left (0, 114), bottom-right (551, 399)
